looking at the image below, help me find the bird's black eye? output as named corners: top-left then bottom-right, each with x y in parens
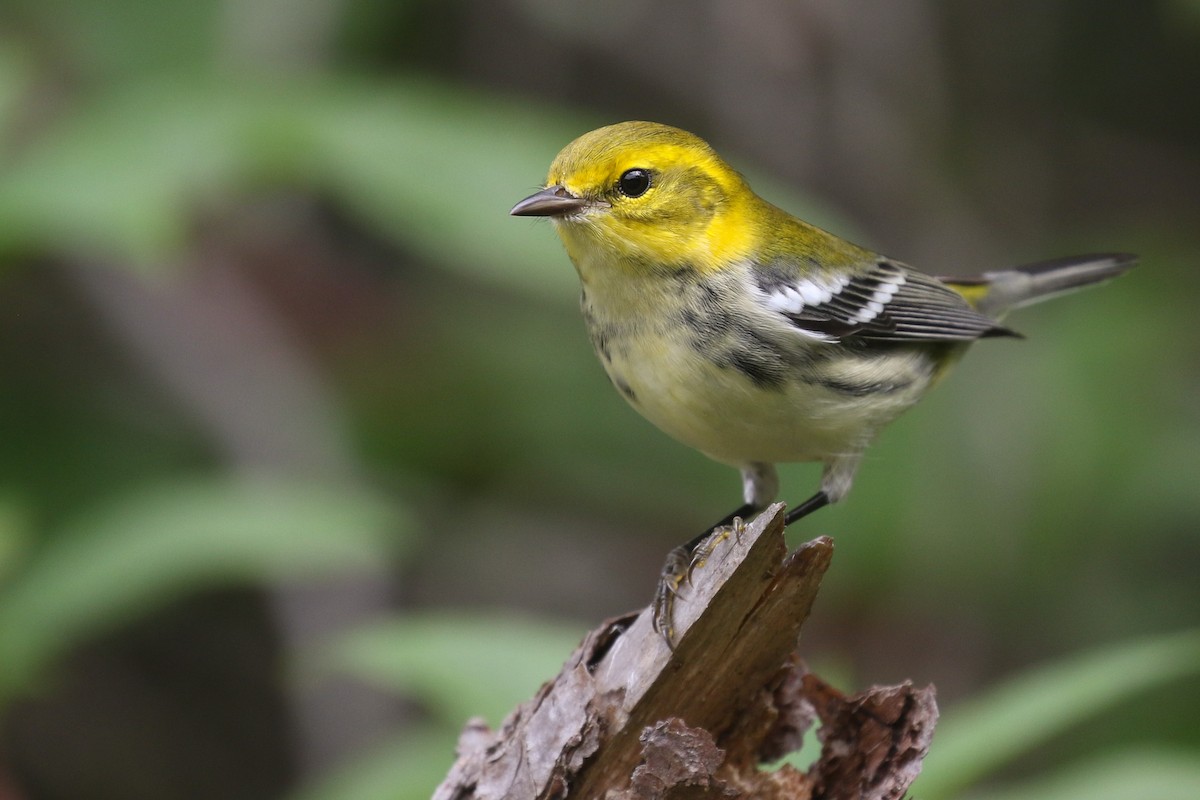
top-left (617, 168), bottom-right (651, 198)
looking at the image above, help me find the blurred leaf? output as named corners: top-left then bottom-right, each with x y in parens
top-left (0, 476), bottom-right (408, 704)
top-left (289, 726), bottom-right (457, 800)
top-left (0, 76), bottom-right (585, 295)
top-left (319, 612), bottom-right (586, 726)
top-left (0, 41), bottom-right (34, 141)
top-left (0, 496), bottom-right (30, 583)
top-left (8, 0), bottom-right (221, 80)
top-left (302, 80), bottom-right (588, 302)
top-left (965, 749), bottom-right (1200, 800)
top-left (915, 628), bottom-right (1200, 800)
top-left (0, 82), bottom-right (255, 264)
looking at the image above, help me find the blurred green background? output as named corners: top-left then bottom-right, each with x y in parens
top-left (0, 1), bottom-right (1197, 798)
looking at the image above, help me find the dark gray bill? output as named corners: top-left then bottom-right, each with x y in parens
top-left (510, 185), bottom-right (589, 217)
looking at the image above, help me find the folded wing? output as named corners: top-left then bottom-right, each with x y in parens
top-left (754, 258), bottom-right (1015, 342)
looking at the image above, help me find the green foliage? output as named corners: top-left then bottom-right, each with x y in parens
top-left (915, 628), bottom-right (1200, 800)
top-left (0, 477), bottom-right (407, 706)
top-left (964, 750), bottom-right (1200, 800)
top-left (289, 726), bottom-right (459, 800)
top-left (0, 44), bottom-right (33, 134)
top-left (317, 613), bottom-right (586, 727)
top-left (289, 613), bottom-right (586, 800)
top-left (0, 76), bottom-right (577, 287)
top-left (0, 497), bottom-right (30, 585)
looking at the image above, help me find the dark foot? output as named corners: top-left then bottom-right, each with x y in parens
top-left (651, 515), bottom-right (749, 646)
top-left (650, 542), bottom-right (692, 645)
top-left (651, 493), bottom-right (830, 644)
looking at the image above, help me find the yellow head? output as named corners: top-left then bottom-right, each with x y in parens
top-left (511, 121), bottom-right (762, 272)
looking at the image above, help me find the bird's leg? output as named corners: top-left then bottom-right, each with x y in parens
top-left (784, 455), bottom-right (857, 525)
top-left (783, 491), bottom-right (830, 525)
top-left (652, 464), bottom-right (778, 644)
top-left (651, 506), bottom-right (756, 644)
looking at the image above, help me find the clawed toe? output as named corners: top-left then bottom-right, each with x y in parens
top-left (650, 518), bottom-right (745, 646)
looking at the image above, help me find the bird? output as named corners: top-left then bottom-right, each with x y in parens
top-left (511, 120), bottom-right (1134, 636)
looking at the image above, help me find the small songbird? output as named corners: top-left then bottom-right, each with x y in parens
top-left (511, 121), bottom-right (1134, 634)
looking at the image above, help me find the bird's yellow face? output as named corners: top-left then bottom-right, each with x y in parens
top-left (511, 121), bottom-right (760, 273)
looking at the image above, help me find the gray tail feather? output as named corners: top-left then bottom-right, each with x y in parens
top-left (971, 252), bottom-right (1136, 317)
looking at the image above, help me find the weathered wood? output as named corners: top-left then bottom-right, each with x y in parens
top-left (433, 504), bottom-right (937, 800)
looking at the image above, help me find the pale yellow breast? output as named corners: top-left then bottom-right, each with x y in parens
top-left (579, 263), bottom-right (932, 468)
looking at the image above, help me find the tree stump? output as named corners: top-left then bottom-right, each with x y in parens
top-left (434, 504), bottom-right (937, 800)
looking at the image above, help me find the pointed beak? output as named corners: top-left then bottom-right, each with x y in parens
top-left (510, 185), bottom-right (592, 217)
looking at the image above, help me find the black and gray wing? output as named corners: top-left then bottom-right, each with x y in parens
top-left (753, 258), bottom-right (1015, 343)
